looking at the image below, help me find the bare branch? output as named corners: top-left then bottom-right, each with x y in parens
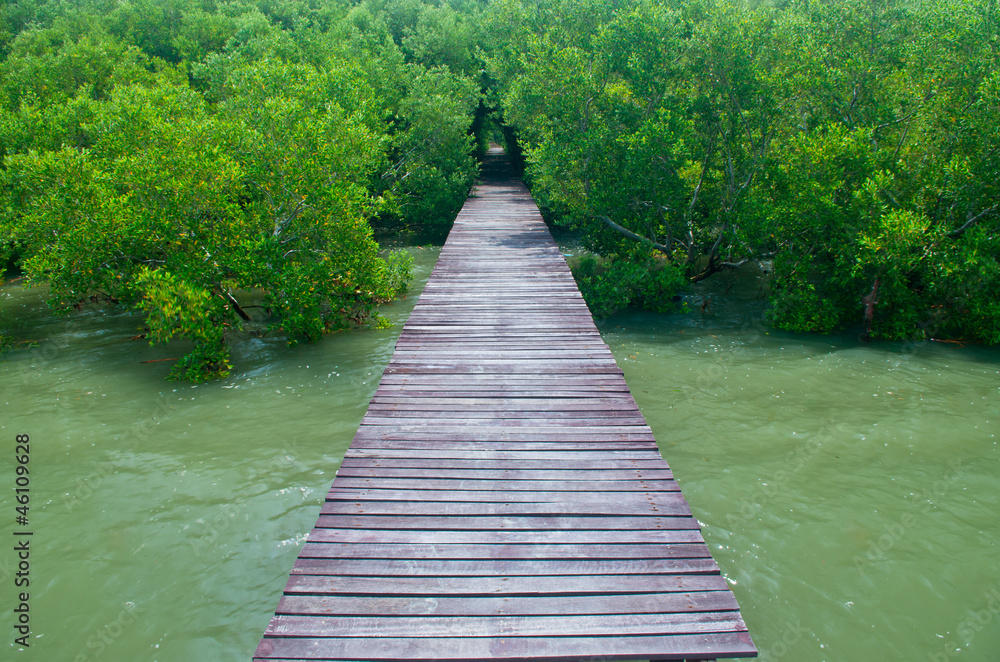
top-left (691, 257), bottom-right (749, 283)
top-left (948, 204), bottom-right (999, 239)
top-left (217, 289), bottom-right (251, 322)
top-left (596, 215), bottom-right (671, 255)
top-left (273, 196), bottom-right (310, 238)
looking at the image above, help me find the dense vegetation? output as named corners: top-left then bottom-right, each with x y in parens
top-left (0, 0), bottom-right (484, 379)
top-left (484, 0), bottom-right (1000, 342)
top-left (2, 0), bottom-right (997, 379)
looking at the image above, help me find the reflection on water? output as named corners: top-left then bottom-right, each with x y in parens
top-left (1, 252), bottom-right (998, 661)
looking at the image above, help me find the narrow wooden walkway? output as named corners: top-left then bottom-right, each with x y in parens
top-left (254, 149), bottom-right (757, 661)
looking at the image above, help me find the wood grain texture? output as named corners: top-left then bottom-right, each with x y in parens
top-left (254, 148), bottom-right (756, 661)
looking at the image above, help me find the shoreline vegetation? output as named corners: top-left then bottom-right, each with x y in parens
top-left (2, 0), bottom-right (998, 380)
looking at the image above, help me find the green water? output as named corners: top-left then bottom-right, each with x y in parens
top-left (1, 251), bottom-right (998, 661)
top-left (599, 271), bottom-right (1000, 662)
top-left (0, 247), bottom-right (440, 661)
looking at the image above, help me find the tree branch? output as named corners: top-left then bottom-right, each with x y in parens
top-left (596, 215), bottom-right (670, 254)
top-left (217, 289), bottom-right (251, 322)
top-left (948, 204), bottom-right (999, 238)
top-left (690, 258), bottom-right (749, 283)
top-left (273, 196), bottom-right (310, 238)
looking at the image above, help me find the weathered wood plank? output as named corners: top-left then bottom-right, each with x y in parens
top-left (289, 557), bottom-right (720, 576)
top-left (360, 416), bottom-right (651, 427)
top-left (360, 413), bottom-right (647, 423)
top-left (333, 467), bottom-right (674, 480)
top-left (312, 514), bottom-right (694, 530)
top-left (382, 365), bottom-right (624, 376)
top-left (328, 477), bottom-right (679, 492)
top-left (303, 529), bottom-right (704, 545)
top-left (284, 573), bottom-right (724, 596)
top-left (297, 542), bottom-right (712, 560)
top-left (345, 441), bottom-right (661, 452)
top-left (352, 426), bottom-right (656, 437)
top-left (325, 488), bottom-right (682, 502)
top-left (274, 590), bottom-right (738, 617)
top-left (319, 499), bottom-right (692, 517)
top-left (372, 393), bottom-right (635, 401)
top-left (376, 375), bottom-right (629, 385)
top-left (342, 449), bottom-right (667, 460)
top-left (338, 458), bottom-right (669, 470)
top-left (367, 398), bottom-right (639, 408)
top-left (265, 611), bottom-right (747, 639)
top-left (254, 632), bottom-right (757, 660)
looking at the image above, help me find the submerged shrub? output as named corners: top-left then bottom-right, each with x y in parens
top-left (571, 255), bottom-right (685, 318)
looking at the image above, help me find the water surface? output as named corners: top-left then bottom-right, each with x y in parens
top-left (1, 252), bottom-right (998, 661)
top-left (599, 273), bottom-right (1000, 661)
top-left (0, 247), bottom-right (441, 661)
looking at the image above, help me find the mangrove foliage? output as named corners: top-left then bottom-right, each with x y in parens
top-left (2, 0), bottom-right (998, 380)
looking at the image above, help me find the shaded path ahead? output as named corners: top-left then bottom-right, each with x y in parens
top-left (253, 148), bottom-right (756, 661)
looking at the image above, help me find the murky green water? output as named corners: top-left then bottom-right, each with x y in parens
top-left (600, 271), bottom-right (1000, 662)
top-left (0, 247), bottom-right (440, 661)
top-left (1, 249), bottom-right (998, 661)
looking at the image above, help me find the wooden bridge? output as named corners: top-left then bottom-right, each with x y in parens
top-left (253, 149), bottom-right (757, 661)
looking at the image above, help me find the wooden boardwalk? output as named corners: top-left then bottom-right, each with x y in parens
top-left (254, 149), bottom-right (757, 661)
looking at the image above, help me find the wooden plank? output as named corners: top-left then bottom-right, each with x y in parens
top-left (284, 573), bottom-right (724, 595)
top-left (360, 414), bottom-right (649, 423)
top-left (328, 477), bottom-right (679, 492)
top-left (364, 405), bottom-right (646, 420)
top-left (313, 514), bottom-right (695, 530)
top-left (366, 398), bottom-right (640, 408)
top-left (275, 590), bottom-right (738, 617)
top-left (351, 426), bottom-right (656, 437)
top-left (394, 334), bottom-right (603, 338)
top-left (319, 499), bottom-right (692, 517)
top-left (265, 611), bottom-right (747, 638)
top-left (333, 468), bottom-right (674, 480)
top-left (254, 632), bottom-right (757, 660)
top-left (289, 557), bottom-right (720, 576)
top-left (342, 449), bottom-right (667, 460)
top-left (362, 410), bottom-right (644, 419)
top-left (389, 342), bottom-right (607, 349)
top-left (364, 398), bottom-right (639, 407)
top-left (382, 365), bottom-right (624, 376)
top-left (360, 416), bottom-right (650, 426)
top-left (371, 389), bottom-right (634, 398)
top-left (375, 376), bottom-right (629, 385)
top-left (345, 442), bottom-right (661, 452)
top-left (346, 442), bottom-right (659, 452)
top-left (338, 458), bottom-right (670, 469)
top-left (297, 543), bottom-right (712, 560)
top-left (325, 488), bottom-right (682, 502)
top-left (371, 392), bottom-right (635, 400)
top-left (305, 529), bottom-right (704, 546)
